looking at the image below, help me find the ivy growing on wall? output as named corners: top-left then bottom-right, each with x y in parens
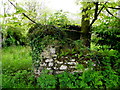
top-left (28, 23), bottom-right (71, 70)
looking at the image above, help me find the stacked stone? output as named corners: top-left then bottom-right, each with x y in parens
top-left (37, 45), bottom-right (79, 75)
top-left (54, 58), bottom-right (78, 74)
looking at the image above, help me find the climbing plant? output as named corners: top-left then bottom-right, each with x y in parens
top-left (28, 24), bottom-right (69, 70)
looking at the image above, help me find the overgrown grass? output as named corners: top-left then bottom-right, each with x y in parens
top-left (2, 46), bottom-right (32, 74)
top-left (2, 46), bottom-right (36, 88)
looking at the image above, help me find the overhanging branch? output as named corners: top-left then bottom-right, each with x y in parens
top-left (108, 7), bottom-right (120, 10)
top-left (8, 0), bottom-right (16, 8)
top-left (8, 0), bottom-right (37, 24)
top-left (22, 13), bottom-right (37, 24)
top-left (98, 3), bottom-right (120, 10)
top-left (106, 8), bottom-right (120, 19)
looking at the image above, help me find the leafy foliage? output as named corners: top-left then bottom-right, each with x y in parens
top-left (2, 70), bottom-right (35, 88)
top-left (47, 10), bottom-right (71, 27)
top-left (2, 26), bottom-right (27, 46)
top-left (1, 3), bottom-right (32, 47)
top-left (37, 70), bottom-right (56, 88)
top-left (28, 24), bottom-right (70, 69)
top-left (2, 46), bottom-right (120, 88)
top-left (92, 16), bottom-right (120, 75)
top-left (2, 1), bottom-right (120, 89)
top-left (93, 17), bottom-right (120, 52)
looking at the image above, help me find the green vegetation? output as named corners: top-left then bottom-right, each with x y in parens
top-left (93, 17), bottom-right (120, 52)
top-left (1, 0), bottom-right (120, 89)
top-left (2, 46), bottom-right (35, 88)
top-left (2, 46), bottom-right (32, 73)
top-left (2, 45), bottom-right (120, 88)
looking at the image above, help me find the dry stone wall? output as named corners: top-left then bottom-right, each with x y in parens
top-left (34, 45), bottom-right (81, 76)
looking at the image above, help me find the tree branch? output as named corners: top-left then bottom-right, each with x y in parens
top-left (90, 2), bottom-right (107, 27)
top-left (97, 2), bottom-right (107, 16)
top-left (89, 2), bottom-right (98, 27)
top-left (22, 13), bottom-right (37, 24)
top-left (108, 7), bottom-right (120, 10)
top-left (8, 0), bottom-right (37, 24)
top-left (8, 0), bottom-right (16, 8)
top-left (98, 3), bottom-right (120, 10)
top-left (95, 2), bottom-right (98, 19)
top-left (106, 8), bottom-right (120, 19)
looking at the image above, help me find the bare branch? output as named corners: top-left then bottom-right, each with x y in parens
top-left (8, 0), bottom-right (37, 24)
top-left (108, 7), bottom-right (120, 10)
top-left (98, 3), bottom-right (120, 10)
top-left (106, 8), bottom-right (120, 19)
top-left (8, 0), bottom-right (16, 8)
top-left (22, 13), bottom-right (37, 24)
top-left (97, 2), bottom-right (107, 16)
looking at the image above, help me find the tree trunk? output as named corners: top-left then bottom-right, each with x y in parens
top-left (80, 7), bottom-right (91, 48)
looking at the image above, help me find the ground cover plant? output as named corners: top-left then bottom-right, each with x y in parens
top-left (1, 46), bottom-right (120, 88)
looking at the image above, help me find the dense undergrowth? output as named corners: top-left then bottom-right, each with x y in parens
top-left (2, 46), bottom-right (34, 88)
top-left (1, 46), bottom-right (120, 88)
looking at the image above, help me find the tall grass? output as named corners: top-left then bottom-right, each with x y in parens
top-left (2, 46), bottom-right (36, 88)
top-left (2, 46), bottom-right (33, 74)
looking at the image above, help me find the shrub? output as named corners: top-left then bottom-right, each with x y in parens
top-left (93, 17), bottom-right (120, 52)
top-left (2, 26), bottom-right (27, 47)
